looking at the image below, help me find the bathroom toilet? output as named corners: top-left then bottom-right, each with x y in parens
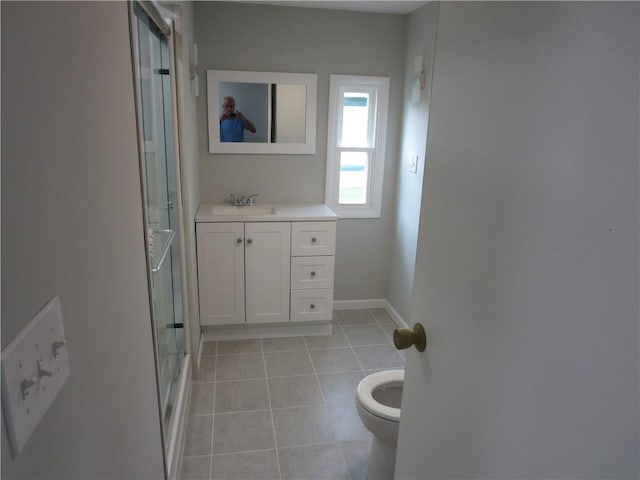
top-left (355, 369), bottom-right (404, 480)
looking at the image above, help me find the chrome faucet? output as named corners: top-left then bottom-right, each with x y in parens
top-left (225, 193), bottom-right (259, 206)
top-left (225, 193), bottom-right (241, 206)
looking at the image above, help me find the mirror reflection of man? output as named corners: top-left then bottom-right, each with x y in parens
top-left (219, 96), bottom-right (256, 142)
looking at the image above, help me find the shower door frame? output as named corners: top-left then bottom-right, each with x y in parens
top-left (128, 3), bottom-right (192, 479)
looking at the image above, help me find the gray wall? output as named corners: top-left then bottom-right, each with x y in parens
top-left (387, 2), bottom-right (439, 321)
top-left (1, 3), bottom-right (165, 478)
top-left (194, 2), bottom-right (406, 301)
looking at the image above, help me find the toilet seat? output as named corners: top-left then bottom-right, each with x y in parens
top-left (356, 369), bottom-right (404, 422)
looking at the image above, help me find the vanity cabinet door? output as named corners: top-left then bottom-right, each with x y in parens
top-left (245, 222), bottom-right (291, 323)
top-left (245, 222), bottom-right (291, 324)
top-left (196, 222), bottom-right (245, 325)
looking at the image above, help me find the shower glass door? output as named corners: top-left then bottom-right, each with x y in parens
top-left (132, 3), bottom-right (185, 445)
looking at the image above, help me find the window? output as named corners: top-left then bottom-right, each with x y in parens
top-left (325, 75), bottom-right (390, 218)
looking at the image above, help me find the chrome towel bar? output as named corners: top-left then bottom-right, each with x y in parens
top-left (151, 229), bottom-right (175, 274)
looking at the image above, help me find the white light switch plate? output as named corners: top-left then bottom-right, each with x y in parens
top-left (1, 296), bottom-right (70, 456)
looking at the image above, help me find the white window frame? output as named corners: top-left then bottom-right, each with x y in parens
top-left (325, 74), bottom-right (390, 218)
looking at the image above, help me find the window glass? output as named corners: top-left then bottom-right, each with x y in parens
top-left (340, 93), bottom-right (370, 147)
top-left (339, 152), bottom-right (369, 204)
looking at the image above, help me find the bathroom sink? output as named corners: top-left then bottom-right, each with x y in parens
top-left (210, 205), bottom-right (275, 216)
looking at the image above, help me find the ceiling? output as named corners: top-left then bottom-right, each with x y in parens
top-left (233, 1), bottom-right (430, 15)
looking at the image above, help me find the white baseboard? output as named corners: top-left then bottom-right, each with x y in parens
top-left (166, 354), bottom-right (192, 480)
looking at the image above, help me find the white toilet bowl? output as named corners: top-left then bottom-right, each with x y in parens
top-left (355, 369), bottom-right (404, 480)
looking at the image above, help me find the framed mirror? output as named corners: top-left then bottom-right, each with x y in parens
top-left (207, 70), bottom-right (317, 154)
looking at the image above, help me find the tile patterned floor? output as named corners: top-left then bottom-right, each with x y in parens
top-left (181, 308), bottom-right (405, 480)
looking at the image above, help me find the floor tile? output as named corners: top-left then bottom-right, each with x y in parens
top-left (183, 310), bottom-right (399, 480)
top-left (181, 455), bottom-right (211, 480)
top-left (211, 450), bottom-right (279, 479)
top-left (383, 330), bottom-right (396, 344)
top-left (272, 405), bottom-right (337, 447)
top-left (190, 382), bottom-right (214, 416)
top-left (264, 350), bottom-right (314, 377)
top-left (305, 327), bottom-right (349, 349)
top-left (215, 379), bottom-right (269, 413)
top-left (342, 323), bottom-right (390, 346)
top-left (352, 344), bottom-right (404, 371)
top-left (340, 440), bottom-right (371, 480)
top-left (327, 401), bottom-right (371, 442)
top-left (262, 336), bottom-right (306, 352)
top-left (376, 318), bottom-right (397, 330)
top-left (308, 347), bottom-right (361, 374)
top-left (268, 375), bottom-right (323, 408)
top-left (216, 353), bottom-right (265, 381)
top-left (202, 341), bottom-right (217, 355)
top-left (370, 308), bottom-right (393, 323)
top-left (212, 410), bottom-right (274, 454)
top-left (278, 444), bottom-right (350, 480)
top-left (183, 415), bottom-right (213, 457)
top-left (317, 371), bottom-right (364, 405)
top-left (377, 320), bottom-right (399, 340)
top-left (217, 339), bottom-right (262, 355)
top-left (198, 355), bottom-right (216, 382)
top-left (365, 368), bottom-right (399, 376)
top-left (334, 309), bottom-right (377, 326)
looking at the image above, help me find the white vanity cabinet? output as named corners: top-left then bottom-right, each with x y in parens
top-left (196, 222), bottom-right (291, 326)
top-left (195, 204), bottom-right (337, 333)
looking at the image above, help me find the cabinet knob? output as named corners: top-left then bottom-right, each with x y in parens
top-left (310, 304), bottom-right (316, 310)
top-left (311, 237), bottom-right (317, 243)
top-left (236, 238), bottom-right (243, 244)
top-left (247, 238), bottom-right (253, 244)
top-left (310, 271), bottom-right (316, 277)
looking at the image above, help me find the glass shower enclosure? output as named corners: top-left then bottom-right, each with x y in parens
top-left (130, 3), bottom-right (186, 474)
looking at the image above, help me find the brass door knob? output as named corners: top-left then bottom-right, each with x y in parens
top-left (393, 322), bottom-right (427, 352)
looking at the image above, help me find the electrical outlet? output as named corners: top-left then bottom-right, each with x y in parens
top-left (409, 154), bottom-right (419, 174)
top-left (1, 296), bottom-right (70, 456)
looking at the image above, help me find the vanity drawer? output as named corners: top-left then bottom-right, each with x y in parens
top-left (291, 222), bottom-right (336, 256)
top-left (290, 289), bottom-right (334, 322)
top-left (291, 256), bottom-right (335, 290)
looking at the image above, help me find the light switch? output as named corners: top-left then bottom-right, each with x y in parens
top-left (1, 296), bottom-right (70, 456)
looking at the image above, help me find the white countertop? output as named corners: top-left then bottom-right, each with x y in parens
top-left (195, 203), bottom-right (338, 222)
